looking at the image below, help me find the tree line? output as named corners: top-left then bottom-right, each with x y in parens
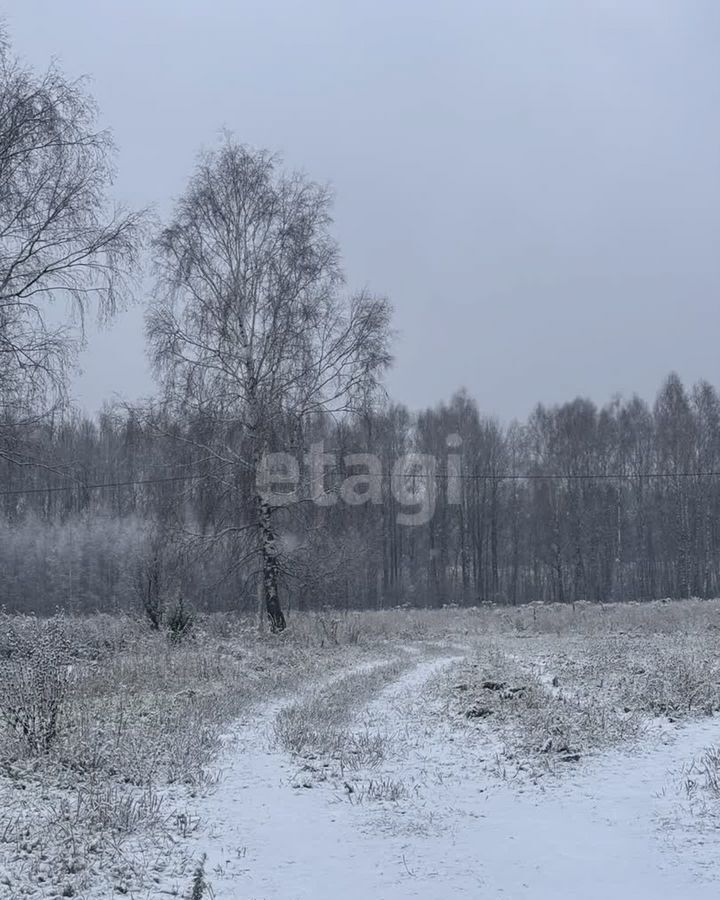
top-left (2, 371), bottom-right (720, 616)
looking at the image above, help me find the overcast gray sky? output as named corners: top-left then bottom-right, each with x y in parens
top-left (6, 0), bottom-right (720, 420)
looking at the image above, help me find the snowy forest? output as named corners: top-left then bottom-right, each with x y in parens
top-left (2, 372), bottom-right (718, 614)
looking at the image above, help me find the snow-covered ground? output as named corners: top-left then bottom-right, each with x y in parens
top-left (3, 610), bottom-right (719, 899)
top-left (183, 652), bottom-right (720, 900)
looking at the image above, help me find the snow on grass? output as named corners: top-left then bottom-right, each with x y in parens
top-left (273, 658), bottom-right (409, 772)
top-left (184, 641), bottom-right (720, 899)
top-left (443, 602), bottom-right (720, 778)
top-left (446, 639), bottom-right (645, 775)
top-left (0, 613), bottom-right (416, 898)
top-left (2, 601), bottom-right (720, 897)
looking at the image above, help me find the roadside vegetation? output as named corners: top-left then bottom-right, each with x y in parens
top-left (444, 599), bottom-right (720, 779)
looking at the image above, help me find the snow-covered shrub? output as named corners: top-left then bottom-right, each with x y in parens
top-left (620, 643), bottom-right (720, 716)
top-left (167, 596), bottom-right (194, 642)
top-left (136, 549), bottom-right (165, 630)
top-left (0, 615), bottom-right (80, 754)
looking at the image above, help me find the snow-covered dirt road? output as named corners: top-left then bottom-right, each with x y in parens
top-left (187, 651), bottom-right (720, 900)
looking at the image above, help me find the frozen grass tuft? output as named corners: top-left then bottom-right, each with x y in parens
top-left (684, 745), bottom-right (720, 804)
top-left (274, 660), bottom-right (407, 772)
top-left (349, 777), bottom-right (409, 804)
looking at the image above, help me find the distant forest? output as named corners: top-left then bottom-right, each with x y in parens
top-left (2, 371), bottom-right (719, 615)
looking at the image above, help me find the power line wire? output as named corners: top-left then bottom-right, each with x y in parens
top-left (0, 474), bottom-right (197, 497)
top-left (1, 468), bottom-right (720, 497)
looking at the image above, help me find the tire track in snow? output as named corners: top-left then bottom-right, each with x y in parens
top-left (173, 653), bottom-right (436, 899)
top-left (164, 648), bottom-right (720, 899)
top-left (337, 657), bottom-right (720, 899)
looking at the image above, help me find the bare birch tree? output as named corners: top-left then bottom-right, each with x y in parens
top-left (147, 138), bottom-right (392, 630)
top-left (0, 31), bottom-right (144, 423)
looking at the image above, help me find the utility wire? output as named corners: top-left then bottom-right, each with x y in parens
top-left (0, 474), bottom-right (198, 497)
top-left (1, 469), bottom-right (720, 497)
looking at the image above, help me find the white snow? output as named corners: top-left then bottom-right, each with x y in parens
top-left (184, 653), bottom-right (720, 899)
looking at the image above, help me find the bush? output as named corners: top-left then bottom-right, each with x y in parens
top-left (136, 551), bottom-right (165, 630)
top-left (167, 597), bottom-right (194, 643)
top-left (0, 616), bottom-right (79, 754)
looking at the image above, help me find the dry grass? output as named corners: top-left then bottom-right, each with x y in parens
top-left (274, 659), bottom-right (409, 773)
top-left (449, 641), bottom-right (643, 773)
top-left (447, 599), bottom-right (720, 775)
top-left (348, 776), bottom-right (409, 804)
top-left (684, 745), bottom-right (720, 811)
top-left (698, 746), bottom-right (720, 797)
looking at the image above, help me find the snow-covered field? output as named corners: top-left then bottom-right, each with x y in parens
top-left (189, 653), bottom-right (720, 900)
top-left (2, 601), bottom-right (720, 898)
